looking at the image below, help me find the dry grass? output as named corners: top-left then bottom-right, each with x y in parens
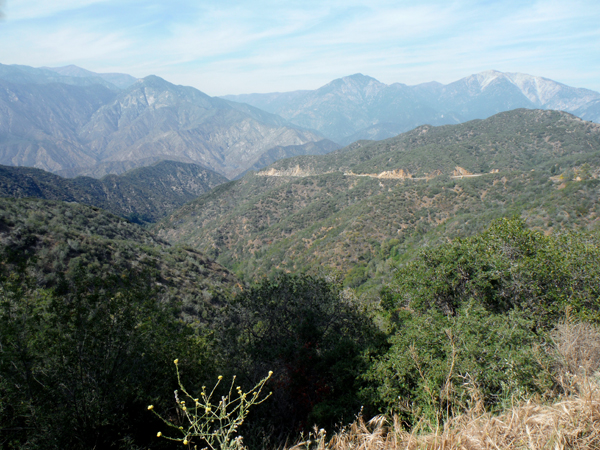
top-left (552, 320), bottom-right (600, 379)
top-left (288, 321), bottom-right (600, 450)
top-left (288, 377), bottom-right (600, 450)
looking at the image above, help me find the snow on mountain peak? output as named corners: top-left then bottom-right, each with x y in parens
top-left (503, 72), bottom-right (562, 105)
top-left (469, 70), bottom-right (600, 109)
top-left (474, 70), bottom-right (504, 89)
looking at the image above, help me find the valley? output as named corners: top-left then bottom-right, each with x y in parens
top-left (156, 109), bottom-right (600, 292)
top-left (2, 64), bottom-right (600, 450)
top-left (0, 160), bottom-right (228, 224)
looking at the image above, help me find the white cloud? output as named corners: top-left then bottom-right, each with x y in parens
top-left (6, 0), bottom-right (114, 21)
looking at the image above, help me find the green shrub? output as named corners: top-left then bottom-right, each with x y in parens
top-left (364, 301), bottom-right (553, 427)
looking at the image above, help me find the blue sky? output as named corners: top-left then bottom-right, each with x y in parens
top-left (1, 0), bottom-right (599, 96)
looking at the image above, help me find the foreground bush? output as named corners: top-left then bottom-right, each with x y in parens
top-left (387, 218), bottom-right (600, 327)
top-left (219, 273), bottom-right (384, 440)
top-left (364, 301), bottom-right (554, 427)
top-left (363, 219), bottom-right (600, 428)
top-left (292, 321), bottom-right (600, 450)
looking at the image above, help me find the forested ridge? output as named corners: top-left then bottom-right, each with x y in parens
top-left (157, 110), bottom-right (600, 292)
top-left (0, 160), bottom-right (228, 225)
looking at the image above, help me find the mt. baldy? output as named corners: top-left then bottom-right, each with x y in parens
top-left (223, 70), bottom-right (600, 144)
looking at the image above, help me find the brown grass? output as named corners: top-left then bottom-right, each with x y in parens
top-left (552, 320), bottom-right (600, 379)
top-left (288, 377), bottom-right (600, 450)
top-left (288, 321), bottom-right (600, 450)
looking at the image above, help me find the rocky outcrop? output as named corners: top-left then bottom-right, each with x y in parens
top-left (256, 165), bottom-right (322, 177)
top-left (453, 166), bottom-right (473, 176)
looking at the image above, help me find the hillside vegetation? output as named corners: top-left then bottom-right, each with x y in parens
top-left (156, 110), bottom-right (600, 291)
top-left (0, 197), bottom-right (243, 448)
top-left (2, 191), bottom-right (600, 448)
top-left (0, 197), bottom-right (238, 315)
top-left (0, 160), bottom-right (228, 224)
top-left (3, 108), bottom-right (600, 449)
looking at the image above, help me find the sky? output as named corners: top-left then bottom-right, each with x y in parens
top-left (1, 0), bottom-right (599, 96)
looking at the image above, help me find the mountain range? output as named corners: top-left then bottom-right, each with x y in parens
top-left (2, 62), bottom-right (600, 185)
top-left (223, 70), bottom-right (600, 144)
top-left (0, 63), bottom-right (334, 179)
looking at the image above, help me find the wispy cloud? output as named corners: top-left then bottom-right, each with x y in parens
top-left (0, 0), bottom-right (599, 95)
top-left (6, 0), bottom-right (114, 20)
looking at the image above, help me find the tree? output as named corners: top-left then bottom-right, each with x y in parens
top-left (219, 274), bottom-right (382, 440)
top-left (0, 265), bottom-right (217, 449)
top-left (388, 218), bottom-right (600, 327)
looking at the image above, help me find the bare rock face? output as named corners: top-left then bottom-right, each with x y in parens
top-left (453, 166), bottom-right (473, 176)
top-left (257, 164), bottom-right (323, 177)
top-left (0, 66), bottom-right (328, 179)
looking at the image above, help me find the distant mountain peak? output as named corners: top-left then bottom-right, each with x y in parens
top-left (344, 73), bottom-right (380, 82)
top-left (42, 64), bottom-right (138, 89)
top-left (42, 64), bottom-right (97, 77)
top-left (320, 73), bottom-right (387, 101)
top-left (221, 69), bottom-right (600, 144)
top-left (137, 74), bottom-right (169, 86)
top-left (472, 69), bottom-right (505, 88)
top-left (463, 70), bottom-right (600, 109)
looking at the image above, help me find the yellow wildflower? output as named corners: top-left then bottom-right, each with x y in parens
top-left (147, 405), bottom-right (154, 410)
top-left (157, 432), bottom-right (162, 437)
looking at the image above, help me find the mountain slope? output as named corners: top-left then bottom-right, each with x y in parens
top-left (0, 78), bottom-right (117, 171)
top-left (234, 139), bottom-right (340, 178)
top-left (223, 71), bottom-right (600, 144)
top-left (0, 197), bottom-right (239, 317)
top-left (77, 75), bottom-right (326, 178)
top-left (0, 160), bottom-right (228, 223)
top-left (155, 110), bottom-right (600, 291)
top-left (261, 109), bottom-right (599, 176)
top-left (0, 65), bottom-right (331, 178)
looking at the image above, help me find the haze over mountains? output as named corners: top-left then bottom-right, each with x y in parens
top-left (224, 70), bottom-right (600, 144)
top-left (0, 63), bottom-right (332, 179)
top-left (1, 62), bottom-right (600, 183)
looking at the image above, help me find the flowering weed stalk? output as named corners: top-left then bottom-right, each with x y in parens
top-left (150, 359), bottom-right (272, 449)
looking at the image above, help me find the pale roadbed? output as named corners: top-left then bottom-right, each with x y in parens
top-left (257, 165), bottom-right (499, 179)
top-left (343, 172), bottom-right (486, 180)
